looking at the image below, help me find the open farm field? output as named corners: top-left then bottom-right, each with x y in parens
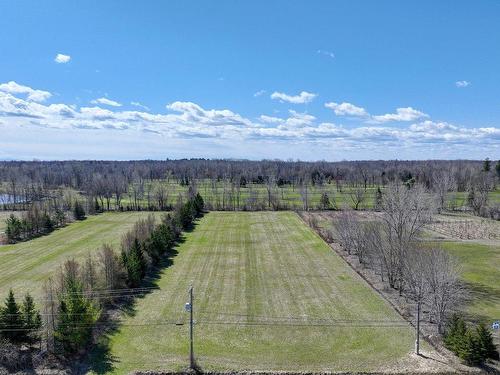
top-left (91, 211), bottom-right (451, 374)
top-left (0, 212), bottom-right (159, 299)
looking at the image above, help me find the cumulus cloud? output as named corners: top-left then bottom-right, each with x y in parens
top-left (270, 91), bottom-right (317, 104)
top-left (0, 81), bottom-right (52, 102)
top-left (371, 107), bottom-right (429, 123)
top-left (0, 81), bottom-right (498, 159)
top-left (254, 90), bottom-right (266, 97)
top-left (325, 102), bottom-right (368, 117)
top-left (54, 54), bottom-right (71, 63)
top-left (455, 80), bottom-right (470, 88)
top-left (91, 97), bottom-right (122, 107)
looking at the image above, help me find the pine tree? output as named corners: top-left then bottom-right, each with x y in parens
top-left (73, 200), bottom-right (86, 220)
top-left (21, 293), bottom-right (41, 340)
top-left (122, 238), bottom-right (146, 287)
top-left (55, 279), bottom-right (98, 353)
top-left (320, 192), bottom-right (330, 210)
top-left (459, 330), bottom-right (482, 365)
top-left (194, 193), bottom-right (204, 216)
top-left (375, 187), bottom-right (383, 210)
top-left (0, 290), bottom-right (23, 341)
top-left (444, 314), bottom-right (467, 353)
top-left (483, 158), bottom-right (491, 172)
top-left (476, 323), bottom-right (499, 360)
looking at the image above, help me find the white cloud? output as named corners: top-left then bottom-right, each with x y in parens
top-left (455, 80), bottom-right (470, 88)
top-left (131, 101), bottom-right (150, 111)
top-left (259, 115), bottom-right (283, 124)
top-left (0, 81), bottom-right (52, 102)
top-left (371, 107), bottom-right (429, 123)
top-left (270, 91), bottom-right (317, 104)
top-left (91, 97), bottom-right (122, 107)
top-left (0, 81), bottom-right (498, 160)
top-left (325, 102), bottom-right (368, 117)
top-left (54, 54), bottom-right (71, 64)
top-left (254, 90), bottom-right (266, 97)
top-left (317, 49), bottom-right (335, 59)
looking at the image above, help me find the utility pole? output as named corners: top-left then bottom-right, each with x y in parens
top-left (189, 286), bottom-right (194, 369)
top-left (415, 301), bottom-right (420, 355)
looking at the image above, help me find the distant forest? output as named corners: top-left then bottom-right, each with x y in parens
top-left (0, 159), bottom-right (498, 218)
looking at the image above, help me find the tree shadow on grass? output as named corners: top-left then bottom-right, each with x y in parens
top-left (460, 281), bottom-right (500, 324)
top-left (80, 221), bottom-right (198, 374)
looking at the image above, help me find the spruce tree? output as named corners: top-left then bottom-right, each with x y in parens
top-left (483, 158), bottom-right (491, 172)
top-left (21, 293), bottom-right (41, 341)
top-left (476, 323), bottom-right (499, 360)
top-left (459, 330), bottom-right (482, 365)
top-left (21, 293), bottom-right (41, 331)
top-left (444, 314), bottom-right (467, 353)
top-left (55, 279), bottom-right (97, 353)
top-left (73, 200), bottom-right (86, 220)
top-left (320, 192), bottom-right (330, 210)
top-left (0, 290), bottom-right (23, 341)
top-left (122, 238), bottom-right (146, 287)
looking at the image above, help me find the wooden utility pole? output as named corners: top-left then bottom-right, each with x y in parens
top-left (415, 301), bottom-right (421, 355)
top-left (189, 286), bottom-right (195, 369)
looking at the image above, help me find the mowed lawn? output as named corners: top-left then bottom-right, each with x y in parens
top-left (96, 211), bottom-right (415, 374)
top-left (440, 241), bottom-right (500, 323)
top-left (0, 212), bottom-right (157, 299)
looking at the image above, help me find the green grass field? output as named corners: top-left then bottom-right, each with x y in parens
top-left (119, 179), bottom-right (500, 211)
top-left (439, 241), bottom-right (500, 324)
top-left (92, 211), bottom-right (417, 374)
top-left (0, 212), bottom-right (158, 299)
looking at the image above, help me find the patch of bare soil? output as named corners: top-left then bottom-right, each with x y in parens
top-left (427, 213), bottom-right (500, 241)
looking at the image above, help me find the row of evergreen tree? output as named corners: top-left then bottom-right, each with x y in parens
top-left (0, 290), bottom-right (41, 343)
top-left (4, 200), bottom-right (86, 244)
top-left (444, 314), bottom-right (499, 365)
top-left (121, 193), bottom-right (204, 287)
top-left (52, 193), bottom-right (204, 353)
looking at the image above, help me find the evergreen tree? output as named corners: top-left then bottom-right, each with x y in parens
top-left (122, 238), bottom-right (146, 287)
top-left (21, 293), bottom-right (41, 340)
top-left (43, 213), bottom-right (54, 233)
top-left (5, 214), bottom-right (22, 243)
top-left (193, 193), bottom-right (205, 216)
top-left (375, 187), bottom-right (383, 210)
top-left (483, 158), bottom-right (491, 172)
top-left (73, 200), bottom-right (86, 220)
top-left (0, 290), bottom-right (23, 341)
top-left (444, 314), bottom-right (467, 353)
top-left (459, 330), bottom-right (482, 365)
top-left (55, 279), bottom-right (98, 353)
top-left (476, 323), bottom-right (499, 360)
top-left (496, 160), bottom-right (500, 179)
top-left (320, 192), bottom-right (330, 210)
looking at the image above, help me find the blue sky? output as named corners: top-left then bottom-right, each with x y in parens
top-left (0, 0), bottom-right (499, 160)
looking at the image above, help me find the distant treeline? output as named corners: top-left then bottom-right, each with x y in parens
top-left (0, 159), bottom-right (498, 216)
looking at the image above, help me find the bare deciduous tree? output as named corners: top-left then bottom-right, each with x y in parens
top-left (381, 183), bottom-right (434, 290)
top-left (424, 247), bottom-right (463, 333)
